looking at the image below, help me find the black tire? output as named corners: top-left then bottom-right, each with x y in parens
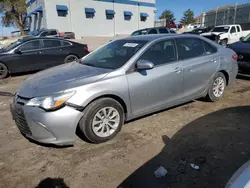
top-left (79, 98), bottom-right (124, 144)
top-left (64, 54), bottom-right (78, 63)
top-left (0, 63), bottom-right (8, 79)
top-left (206, 72), bottom-right (226, 102)
top-left (220, 39), bottom-right (228, 47)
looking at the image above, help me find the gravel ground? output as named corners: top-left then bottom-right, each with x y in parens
top-left (0, 74), bottom-right (249, 188)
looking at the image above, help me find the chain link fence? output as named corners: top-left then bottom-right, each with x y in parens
top-left (204, 3), bottom-right (250, 29)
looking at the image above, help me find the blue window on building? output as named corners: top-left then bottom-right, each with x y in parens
top-left (124, 11), bottom-right (133, 21)
top-left (140, 12), bottom-right (149, 22)
top-left (56, 5), bottom-right (68, 17)
top-left (106, 9), bottom-right (115, 20)
top-left (85, 8), bottom-right (96, 19)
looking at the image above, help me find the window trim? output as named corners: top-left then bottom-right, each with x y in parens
top-left (17, 40), bottom-right (43, 52)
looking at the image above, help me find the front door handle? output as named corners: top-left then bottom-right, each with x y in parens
top-left (210, 58), bottom-right (217, 63)
top-left (174, 67), bottom-right (182, 73)
top-left (36, 51), bottom-right (42, 54)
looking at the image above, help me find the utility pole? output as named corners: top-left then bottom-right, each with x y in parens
top-left (234, 2), bottom-right (238, 24)
top-left (214, 5), bottom-right (218, 26)
top-left (113, 0), bottom-right (115, 36)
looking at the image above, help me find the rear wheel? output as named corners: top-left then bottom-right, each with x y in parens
top-left (79, 98), bottom-right (124, 143)
top-left (64, 54), bottom-right (78, 63)
top-left (206, 72), bottom-right (226, 102)
top-left (0, 63), bottom-right (8, 79)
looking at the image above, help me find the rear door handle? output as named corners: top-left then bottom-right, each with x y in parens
top-left (36, 51), bottom-right (42, 54)
top-left (59, 49), bottom-right (63, 51)
top-left (174, 67), bottom-right (182, 73)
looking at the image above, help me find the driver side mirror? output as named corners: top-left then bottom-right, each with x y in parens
top-left (240, 37), bottom-right (244, 41)
top-left (136, 60), bottom-right (154, 70)
top-left (14, 49), bottom-right (22, 54)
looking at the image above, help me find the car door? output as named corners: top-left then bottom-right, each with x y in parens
top-left (40, 39), bottom-right (65, 68)
top-left (7, 40), bottom-right (43, 72)
top-left (126, 39), bottom-right (184, 116)
top-left (229, 26), bottom-right (239, 44)
top-left (176, 37), bottom-right (219, 100)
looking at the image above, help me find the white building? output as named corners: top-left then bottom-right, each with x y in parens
top-left (26, 0), bottom-right (156, 38)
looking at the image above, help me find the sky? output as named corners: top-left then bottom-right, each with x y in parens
top-left (1, 0), bottom-right (250, 36)
top-left (156, 0), bottom-right (250, 23)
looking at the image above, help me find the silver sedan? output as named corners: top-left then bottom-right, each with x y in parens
top-left (11, 34), bottom-right (238, 145)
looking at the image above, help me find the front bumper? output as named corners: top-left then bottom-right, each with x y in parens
top-left (10, 102), bottom-right (83, 146)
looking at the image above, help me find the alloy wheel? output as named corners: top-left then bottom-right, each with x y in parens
top-left (92, 107), bottom-right (120, 138)
top-left (213, 76), bottom-right (225, 98)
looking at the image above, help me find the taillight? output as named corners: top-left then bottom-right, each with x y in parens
top-left (84, 45), bottom-right (89, 52)
top-left (232, 54), bottom-right (238, 61)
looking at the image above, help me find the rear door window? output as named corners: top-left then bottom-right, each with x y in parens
top-left (158, 28), bottom-right (169, 34)
top-left (19, 40), bottom-right (42, 51)
top-left (62, 41), bottom-right (71, 46)
top-left (148, 29), bottom-right (158, 34)
top-left (49, 30), bottom-right (58, 36)
top-left (176, 38), bottom-right (205, 60)
top-left (203, 41), bottom-right (217, 55)
top-left (43, 40), bottom-right (62, 48)
top-left (236, 26), bottom-right (240, 33)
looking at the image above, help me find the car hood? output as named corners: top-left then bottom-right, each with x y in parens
top-left (229, 41), bottom-right (250, 53)
top-left (17, 62), bottom-right (112, 98)
top-left (201, 32), bottom-right (225, 36)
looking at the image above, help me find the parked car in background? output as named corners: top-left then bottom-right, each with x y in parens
top-left (183, 27), bottom-right (212, 35)
top-left (201, 24), bottom-right (250, 46)
top-left (166, 21), bottom-right (183, 29)
top-left (11, 34), bottom-right (238, 145)
top-left (228, 33), bottom-right (250, 74)
top-left (29, 29), bottom-right (59, 38)
top-left (29, 29), bottom-right (75, 39)
top-left (131, 27), bottom-right (171, 36)
top-left (0, 37), bottom-right (89, 78)
top-left (186, 23), bottom-right (201, 29)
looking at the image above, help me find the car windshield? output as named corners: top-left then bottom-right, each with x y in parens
top-left (4, 39), bottom-right (22, 51)
top-left (242, 33), bottom-right (250, 42)
top-left (81, 40), bottom-right (148, 69)
top-left (29, 30), bottom-right (42, 36)
top-left (211, 26), bottom-right (229, 33)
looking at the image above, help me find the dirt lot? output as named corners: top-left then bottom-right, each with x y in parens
top-left (0, 74), bottom-right (249, 188)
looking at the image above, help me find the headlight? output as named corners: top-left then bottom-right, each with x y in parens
top-left (26, 91), bottom-right (75, 110)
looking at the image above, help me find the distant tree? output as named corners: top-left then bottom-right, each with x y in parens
top-left (0, 0), bottom-right (26, 35)
top-left (180, 9), bottom-right (195, 25)
top-left (159, 9), bottom-right (175, 22)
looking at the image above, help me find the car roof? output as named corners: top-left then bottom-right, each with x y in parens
top-left (122, 34), bottom-right (203, 41)
top-left (133, 27), bottom-right (168, 32)
top-left (20, 36), bottom-right (67, 42)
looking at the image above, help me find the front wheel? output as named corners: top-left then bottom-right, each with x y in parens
top-left (206, 72), bottom-right (226, 102)
top-left (79, 98), bottom-right (124, 143)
